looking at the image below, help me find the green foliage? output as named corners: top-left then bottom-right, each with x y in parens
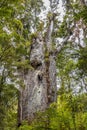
top-left (17, 93), bottom-right (87, 130)
top-left (77, 46), bottom-right (87, 76)
top-left (74, 5), bottom-right (87, 24)
top-left (57, 21), bottom-right (68, 37)
top-left (0, 0), bottom-right (44, 129)
top-left (30, 32), bottom-right (38, 42)
top-left (0, 83), bottom-right (18, 129)
top-left (18, 121), bottom-right (33, 130)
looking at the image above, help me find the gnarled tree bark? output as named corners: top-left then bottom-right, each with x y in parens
top-left (17, 0), bottom-right (70, 125)
top-left (18, 32), bottom-right (57, 124)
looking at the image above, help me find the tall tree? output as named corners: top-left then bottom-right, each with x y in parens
top-left (0, 0), bottom-right (87, 127)
top-left (17, 0), bottom-right (73, 125)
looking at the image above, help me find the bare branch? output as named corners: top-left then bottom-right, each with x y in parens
top-left (57, 35), bottom-right (70, 53)
top-left (45, 16), bottom-right (54, 51)
top-left (14, 85), bottom-right (22, 92)
top-left (45, 0), bottom-right (59, 51)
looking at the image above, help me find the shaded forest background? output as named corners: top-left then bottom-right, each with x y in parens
top-left (0, 0), bottom-right (87, 129)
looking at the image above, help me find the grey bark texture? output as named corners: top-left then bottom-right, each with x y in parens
top-left (17, 8), bottom-right (70, 123)
top-left (18, 34), bottom-right (57, 124)
top-left (17, 1), bottom-right (59, 123)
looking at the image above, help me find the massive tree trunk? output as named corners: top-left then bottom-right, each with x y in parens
top-left (17, 0), bottom-right (71, 125)
top-left (18, 32), bottom-right (57, 124)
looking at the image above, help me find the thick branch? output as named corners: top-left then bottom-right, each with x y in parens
top-left (14, 85), bottom-right (22, 92)
top-left (45, 0), bottom-right (58, 51)
top-left (45, 18), bottom-right (54, 51)
top-left (57, 35), bottom-right (70, 53)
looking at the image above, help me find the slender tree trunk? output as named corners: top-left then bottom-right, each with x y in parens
top-left (18, 34), bottom-right (57, 124)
